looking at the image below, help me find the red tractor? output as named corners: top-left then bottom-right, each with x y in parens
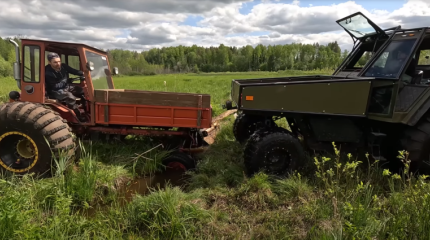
top-left (0, 38), bottom-right (212, 177)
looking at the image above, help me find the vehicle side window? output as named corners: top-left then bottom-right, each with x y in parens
top-left (23, 45), bottom-right (40, 83)
top-left (354, 51), bottom-right (374, 67)
top-left (373, 52), bottom-right (389, 68)
top-left (418, 50), bottom-right (430, 65)
top-left (364, 39), bottom-right (417, 78)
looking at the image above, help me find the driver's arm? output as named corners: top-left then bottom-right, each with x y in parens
top-left (46, 72), bottom-right (67, 90)
top-left (62, 63), bottom-right (84, 76)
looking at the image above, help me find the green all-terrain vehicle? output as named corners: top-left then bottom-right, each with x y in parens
top-left (223, 11), bottom-right (430, 175)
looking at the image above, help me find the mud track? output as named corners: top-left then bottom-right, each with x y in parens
top-left (80, 109), bottom-right (237, 217)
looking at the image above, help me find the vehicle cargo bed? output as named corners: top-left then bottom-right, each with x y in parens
top-left (231, 75), bottom-right (374, 116)
top-left (93, 89), bottom-right (212, 128)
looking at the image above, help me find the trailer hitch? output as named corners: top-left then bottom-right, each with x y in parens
top-left (222, 100), bottom-right (237, 110)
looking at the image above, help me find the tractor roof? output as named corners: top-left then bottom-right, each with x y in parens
top-left (21, 38), bottom-right (107, 55)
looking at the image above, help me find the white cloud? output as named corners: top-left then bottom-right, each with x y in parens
top-left (0, 0), bottom-right (428, 52)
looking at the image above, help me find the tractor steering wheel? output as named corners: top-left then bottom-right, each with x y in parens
top-left (68, 76), bottom-right (85, 83)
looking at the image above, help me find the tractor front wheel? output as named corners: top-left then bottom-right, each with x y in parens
top-left (0, 102), bottom-right (76, 177)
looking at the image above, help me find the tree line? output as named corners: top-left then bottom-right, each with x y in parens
top-left (109, 42), bottom-right (349, 75)
top-left (0, 37), bottom-right (351, 77)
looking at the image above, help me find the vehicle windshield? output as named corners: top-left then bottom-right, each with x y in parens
top-left (364, 38), bottom-right (417, 78)
top-left (84, 50), bottom-right (111, 89)
top-left (337, 13), bottom-right (379, 38)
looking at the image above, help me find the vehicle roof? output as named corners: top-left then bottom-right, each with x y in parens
top-left (20, 38), bottom-right (107, 55)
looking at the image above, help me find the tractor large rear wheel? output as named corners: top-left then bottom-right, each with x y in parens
top-left (0, 102), bottom-right (76, 177)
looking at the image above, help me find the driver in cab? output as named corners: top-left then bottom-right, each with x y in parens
top-left (386, 49), bottom-right (416, 84)
top-left (45, 52), bottom-right (86, 121)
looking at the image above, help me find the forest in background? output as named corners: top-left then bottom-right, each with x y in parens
top-left (0, 37), bottom-right (348, 76)
top-left (1, 36), bottom-right (429, 77)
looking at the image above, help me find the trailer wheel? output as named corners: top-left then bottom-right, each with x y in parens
top-left (162, 151), bottom-right (195, 172)
top-left (0, 102), bottom-right (76, 177)
top-left (244, 128), bottom-right (306, 176)
top-left (398, 113), bottom-right (430, 173)
top-left (233, 113), bottom-right (275, 144)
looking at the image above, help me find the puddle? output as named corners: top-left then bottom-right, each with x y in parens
top-left (122, 168), bottom-right (188, 201)
top-left (79, 168), bottom-right (189, 218)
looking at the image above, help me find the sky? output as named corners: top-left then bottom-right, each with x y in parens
top-left (0, 0), bottom-right (429, 52)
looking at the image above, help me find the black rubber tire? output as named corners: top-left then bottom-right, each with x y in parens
top-left (162, 151), bottom-right (195, 172)
top-left (233, 113), bottom-right (275, 144)
top-left (0, 102), bottom-right (76, 177)
top-left (243, 127), bottom-right (306, 177)
top-left (398, 113), bottom-right (430, 173)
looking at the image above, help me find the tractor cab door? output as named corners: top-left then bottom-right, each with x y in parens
top-left (19, 41), bottom-right (44, 103)
top-left (336, 12), bottom-right (388, 43)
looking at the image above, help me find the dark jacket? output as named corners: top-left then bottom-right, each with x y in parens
top-left (45, 63), bottom-right (83, 92)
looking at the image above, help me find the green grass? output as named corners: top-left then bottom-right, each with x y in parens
top-left (2, 70), bottom-right (430, 239)
top-left (1, 116), bottom-right (430, 239)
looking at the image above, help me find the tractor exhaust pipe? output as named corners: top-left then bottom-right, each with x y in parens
top-left (9, 39), bottom-right (21, 89)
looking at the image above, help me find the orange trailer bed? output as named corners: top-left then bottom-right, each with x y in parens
top-left (93, 89), bottom-right (212, 129)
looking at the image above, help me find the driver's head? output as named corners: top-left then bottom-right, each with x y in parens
top-left (47, 52), bottom-right (61, 71)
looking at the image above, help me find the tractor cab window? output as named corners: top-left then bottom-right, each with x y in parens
top-left (23, 45), bottom-right (41, 83)
top-left (67, 55), bottom-right (82, 78)
top-left (84, 50), bottom-right (111, 90)
top-left (44, 51), bottom-right (81, 78)
top-left (364, 38), bottom-right (417, 79)
top-left (67, 55), bottom-right (80, 73)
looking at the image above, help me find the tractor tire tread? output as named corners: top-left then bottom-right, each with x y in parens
top-left (35, 116), bottom-right (61, 130)
top-left (0, 102), bottom-right (76, 177)
top-left (42, 125), bottom-right (68, 136)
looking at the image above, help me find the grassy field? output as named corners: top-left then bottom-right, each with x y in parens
top-left (1, 70), bottom-right (430, 239)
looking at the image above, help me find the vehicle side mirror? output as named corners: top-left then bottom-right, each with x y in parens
top-left (113, 67), bottom-right (119, 75)
top-left (86, 61), bottom-right (94, 71)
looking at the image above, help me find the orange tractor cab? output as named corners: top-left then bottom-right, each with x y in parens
top-left (0, 38), bottom-right (212, 177)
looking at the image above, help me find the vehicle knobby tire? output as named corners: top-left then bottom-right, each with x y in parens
top-left (233, 113), bottom-right (275, 144)
top-left (0, 102), bottom-right (76, 177)
top-left (398, 113), bottom-right (430, 173)
top-left (244, 127), bottom-right (306, 177)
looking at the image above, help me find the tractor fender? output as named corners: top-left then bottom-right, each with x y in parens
top-left (44, 102), bottom-right (79, 123)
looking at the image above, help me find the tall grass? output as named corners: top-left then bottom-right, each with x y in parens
top-left (1, 118), bottom-right (430, 239)
top-left (2, 71), bottom-right (430, 239)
